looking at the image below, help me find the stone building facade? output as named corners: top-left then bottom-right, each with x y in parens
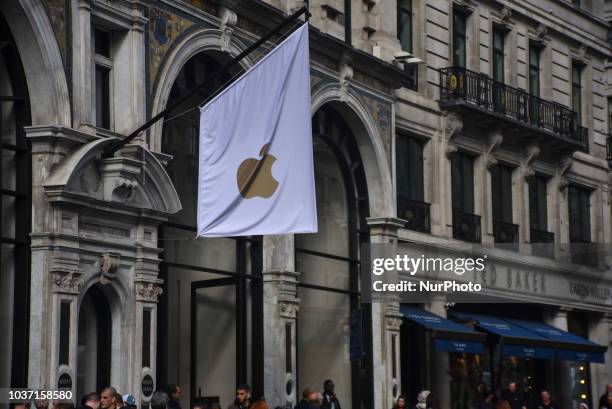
top-left (0, 0), bottom-right (611, 409)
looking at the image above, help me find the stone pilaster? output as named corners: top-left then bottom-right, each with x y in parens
top-left (366, 217), bottom-right (404, 409)
top-left (262, 235), bottom-right (299, 408)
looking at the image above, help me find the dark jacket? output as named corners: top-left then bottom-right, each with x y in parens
top-left (501, 391), bottom-right (525, 409)
top-left (533, 401), bottom-right (560, 409)
top-left (227, 399), bottom-right (252, 409)
top-left (320, 394), bottom-right (340, 409)
top-left (295, 400), bottom-right (310, 409)
top-left (600, 393), bottom-right (612, 409)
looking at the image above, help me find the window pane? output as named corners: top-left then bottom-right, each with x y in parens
top-left (569, 186), bottom-right (590, 242)
top-left (396, 135), bottom-right (424, 201)
top-left (94, 29), bottom-right (111, 58)
top-left (298, 287), bottom-right (351, 408)
top-left (162, 226), bottom-right (237, 272)
top-left (95, 66), bottom-right (110, 129)
top-left (397, 0), bottom-right (412, 53)
top-left (493, 29), bottom-right (504, 82)
top-left (295, 252), bottom-right (350, 290)
top-left (451, 153), bottom-right (474, 213)
top-left (453, 11), bottom-right (466, 67)
top-left (529, 45), bottom-right (540, 97)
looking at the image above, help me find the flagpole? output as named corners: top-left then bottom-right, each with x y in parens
top-left (102, 6), bottom-right (310, 158)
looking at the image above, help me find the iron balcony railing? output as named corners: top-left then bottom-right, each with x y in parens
top-left (493, 220), bottom-right (519, 243)
top-left (452, 209), bottom-right (481, 243)
top-left (397, 197), bottom-right (431, 233)
top-left (530, 228), bottom-right (554, 244)
top-left (439, 67), bottom-right (588, 147)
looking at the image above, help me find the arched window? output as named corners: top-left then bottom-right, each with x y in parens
top-left (157, 52), bottom-right (264, 404)
top-left (0, 11), bottom-right (31, 388)
top-left (295, 104), bottom-right (370, 409)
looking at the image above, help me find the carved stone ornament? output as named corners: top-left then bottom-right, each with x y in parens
top-left (521, 144), bottom-right (540, 179)
top-left (100, 253), bottom-right (121, 284)
top-left (52, 271), bottom-right (84, 294)
top-left (536, 24), bottom-right (548, 41)
top-left (443, 112), bottom-right (463, 141)
top-left (500, 6), bottom-right (512, 22)
top-left (484, 129), bottom-right (503, 169)
top-left (339, 60), bottom-right (354, 102)
top-left (445, 141), bottom-right (459, 158)
top-left (386, 316), bottom-right (403, 331)
top-left (279, 301), bottom-right (299, 318)
top-left (219, 6), bottom-right (237, 52)
top-left (558, 156), bottom-right (573, 192)
top-left (135, 282), bottom-right (164, 302)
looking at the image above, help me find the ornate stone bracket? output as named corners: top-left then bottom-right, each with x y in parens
top-left (500, 6), bottom-right (512, 22)
top-left (279, 301), bottom-right (299, 319)
top-left (135, 278), bottom-right (164, 302)
top-left (219, 6), bottom-right (237, 53)
top-left (385, 302), bottom-right (403, 331)
top-left (558, 156), bottom-right (573, 192)
top-left (520, 143), bottom-right (540, 179)
top-left (52, 272), bottom-right (84, 294)
top-left (443, 112), bottom-right (463, 157)
top-left (100, 252), bottom-right (121, 284)
top-left (484, 129), bottom-right (503, 169)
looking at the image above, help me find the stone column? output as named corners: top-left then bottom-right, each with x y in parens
top-left (71, 0), bottom-right (95, 133)
top-left (589, 313), bottom-right (612, 403)
top-left (425, 300), bottom-right (451, 409)
top-left (367, 217), bottom-right (404, 409)
top-left (262, 235), bottom-right (299, 408)
top-left (545, 307), bottom-right (573, 408)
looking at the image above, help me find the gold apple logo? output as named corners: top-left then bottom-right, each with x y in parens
top-left (236, 143), bottom-right (279, 198)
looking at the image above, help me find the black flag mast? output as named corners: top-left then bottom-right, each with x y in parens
top-left (102, 6), bottom-right (310, 158)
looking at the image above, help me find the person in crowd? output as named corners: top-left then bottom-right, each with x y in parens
top-left (425, 393), bottom-right (440, 409)
top-left (320, 380), bottom-right (340, 409)
top-left (191, 399), bottom-right (207, 409)
top-left (501, 382), bottom-right (526, 409)
top-left (306, 392), bottom-right (322, 409)
top-left (600, 386), bottom-right (612, 409)
top-left (167, 386), bottom-right (182, 409)
top-left (81, 393), bottom-right (100, 409)
top-left (228, 384), bottom-right (253, 409)
top-left (602, 393), bottom-right (612, 409)
top-left (580, 403), bottom-right (589, 409)
top-left (393, 396), bottom-right (407, 409)
top-left (414, 391), bottom-right (430, 409)
top-left (495, 400), bottom-right (511, 409)
top-left (114, 395), bottom-right (124, 408)
top-left (100, 388), bottom-right (119, 409)
top-left (122, 395), bottom-right (137, 409)
top-left (533, 390), bottom-right (559, 409)
top-left (296, 389), bottom-right (313, 409)
top-left (249, 400), bottom-right (268, 409)
top-left (11, 403), bottom-right (30, 409)
top-left (151, 391), bottom-right (169, 409)
top-left (478, 390), bottom-right (495, 409)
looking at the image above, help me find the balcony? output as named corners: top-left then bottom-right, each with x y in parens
top-left (439, 67), bottom-right (588, 153)
top-left (453, 210), bottom-right (481, 243)
top-left (570, 240), bottom-right (599, 268)
top-left (530, 228), bottom-right (554, 258)
top-left (397, 197), bottom-right (430, 233)
top-left (493, 220), bottom-right (519, 243)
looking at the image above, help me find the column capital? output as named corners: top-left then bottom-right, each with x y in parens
top-left (366, 217), bottom-right (405, 239)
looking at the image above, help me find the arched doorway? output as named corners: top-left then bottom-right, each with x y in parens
top-left (77, 285), bottom-right (112, 398)
top-left (0, 9), bottom-right (31, 389)
top-left (156, 51), bottom-right (264, 407)
top-left (295, 104), bottom-right (371, 409)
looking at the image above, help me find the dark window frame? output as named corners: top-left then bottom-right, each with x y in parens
top-left (571, 62), bottom-right (582, 125)
top-left (528, 43), bottom-right (541, 97)
top-left (397, 0), bottom-right (413, 53)
top-left (492, 26), bottom-right (505, 83)
top-left (569, 185), bottom-right (591, 243)
top-left (452, 9), bottom-right (467, 68)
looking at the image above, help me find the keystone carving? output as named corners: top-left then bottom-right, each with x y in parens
top-left (100, 253), bottom-right (121, 284)
top-left (339, 60), bottom-right (354, 102)
top-left (500, 6), bottom-right (512, 22)
top-left (219, 6), bottom-right (237, 52)
top-left (535, 24), bottom-right (548, 41)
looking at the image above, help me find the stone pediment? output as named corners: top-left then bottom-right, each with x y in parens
top-left (44, 138), bottom-right (181, 215)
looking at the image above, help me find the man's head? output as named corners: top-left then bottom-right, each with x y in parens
top-left (191, 399), bottom-right (206, 409)
top-left (151, 391), bottom-right (169, 409)
top-left (82, 393), bottom-right (100, 409)
top-left (541, 391), bottom-right (551, 403)
top-left (607, 385), bottom-right (612, 393)
top-left (307, 392), bottom-right (322, 407)
top-left (167, 386), bottom-right (181, 402)
top-left (115, 394), bottom-right (124, 408)
top-left (323, 380), bottom-right (334, 395)
top-left (507, 383), bottom-right (517, 393)
top-left (607, 392), bottom-right (612, 405)
top-left (100, 388), bottom-right (118, 409)
top-left (236, 385), bottom-right (251, 404)
top-left (302, 389), bottom-right (313, 401)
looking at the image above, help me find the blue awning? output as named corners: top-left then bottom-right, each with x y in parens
top-left (401, 305), bottom-right (486, 353)
top-left (450, 312), bottom-right (607, 363)
top-left (507, 318), bottom-right (606, 363)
